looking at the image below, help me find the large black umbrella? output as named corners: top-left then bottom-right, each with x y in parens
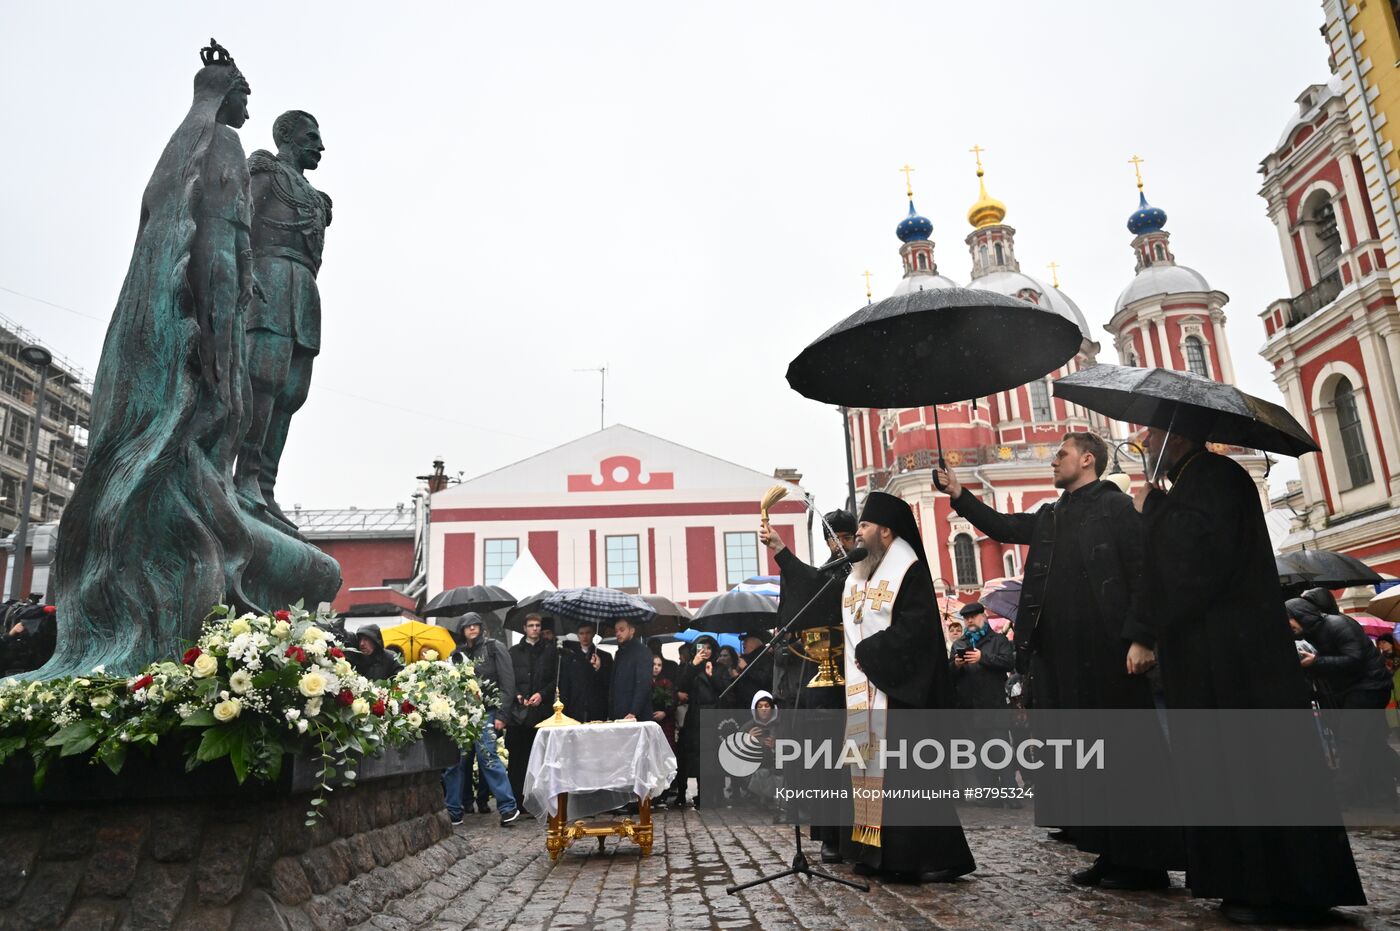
top-left (1053, 365), bottom-right (1318, 458)
top-left (686, 589), bottom-right (779, 635)
top-left (1276, 549), bottom-right (1382, 589)
top-left (786, 286), bottom-right (1083, 457)
top-left (635, 594), bottom-right (692, 636)
top-left (421, 585), bottom-right (515, 617)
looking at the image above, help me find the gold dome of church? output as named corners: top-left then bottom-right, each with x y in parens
top-left (966, 144), bottom-right (1007, 229)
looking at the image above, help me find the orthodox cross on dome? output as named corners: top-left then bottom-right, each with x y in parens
top-left (1046, 261), bottom-right (1061, 288)
top-left (899, 163), bottom-right (915, 199)
top-left (969, 144), bottom-right (986, 173)
top-left (862, 269), bottom-right (873, 304)
top-left (1129, 154), bottom-right (1146, 191)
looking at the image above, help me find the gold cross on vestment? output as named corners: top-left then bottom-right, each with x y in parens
top-left (865, 580), bottom-right (895, 612)
top-left (843, 584), bottom-right (864, 611)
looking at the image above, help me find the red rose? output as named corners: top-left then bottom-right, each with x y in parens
top-left (274, 609), bottom-right (291, 621)
top-left (129, 674), bottom-right (153, 692)
top-left (182, 647), bottom-right (202, 665)
top-left (400, 700), bottom-right (415, 714)
top-left (329, 647), bottom-right (344, 659)
top-left (371, 700), bottom-right (386, 717)
top-left (284, 645), bottom-right (307, 664)
top-left (336, 688), bottom-right (355, 707)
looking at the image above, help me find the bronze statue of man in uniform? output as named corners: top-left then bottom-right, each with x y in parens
top-left (237, 110), bottom-right (331, 532)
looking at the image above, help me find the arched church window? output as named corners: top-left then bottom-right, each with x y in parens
top-left (1311, 198), bottom-right (1341, 276)
top-left (1028, 377), bottom-right (1052, 422)
top-left (1334, 378), bottom-right (1374, 488)
top-left (1154, 242), bottom-right (1166, 261)
top-left (979, 244), bottom-right (988, 266)
top-left (1125, 349), bottom-right (1139, 367)
top-left (994, 243), bottom-right (1005, 265)
top-left (917, 253), bottom-right (928, 270)
top-left (1184, 336), bottom-right (1208, 377)
top-left (953, 534), bottom-right (979, 587)
top-left (1002, 551), bottom-right (1018, 577)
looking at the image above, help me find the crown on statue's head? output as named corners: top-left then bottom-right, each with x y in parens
top-left (200, 38), bottom-right (235, 67)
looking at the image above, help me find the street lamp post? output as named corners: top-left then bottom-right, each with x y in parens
top-left (10, 344), bottom-right (53, 601)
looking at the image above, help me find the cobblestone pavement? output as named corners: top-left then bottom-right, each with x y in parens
top-left (348, 807), bottom-right (1400, 931)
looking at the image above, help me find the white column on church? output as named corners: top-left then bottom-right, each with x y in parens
top-left (1153, 317), bottom-right (1172, 370)
top-left (1212, 312), bottom-right (1237, 383)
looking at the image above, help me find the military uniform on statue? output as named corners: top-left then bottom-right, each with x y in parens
top-left (839, 492), bottom-right (975, 883)
top-left (763, 509), bottom-right (857, 865)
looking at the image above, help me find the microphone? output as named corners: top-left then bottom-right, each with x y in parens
top-left (818, 547), bottom-right (868, 572)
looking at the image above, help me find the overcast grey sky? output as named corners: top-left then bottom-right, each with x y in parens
top-left (1, 1), bottom-right (1326, 512)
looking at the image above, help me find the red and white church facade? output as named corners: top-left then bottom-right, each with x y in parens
top-left (849, 156), bottom-right (1269, 601)
top-left (424, 425), bottom-right (813, 608)
top-left (1260, 71), bottom-right (1400, 580)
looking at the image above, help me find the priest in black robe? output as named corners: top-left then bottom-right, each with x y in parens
top-left (762, 509), bottom-right (857, 864)
top-left (1139, 420), bottom-right (1365, 925)
top-left (936, 433), bottom-right (1183, 889)
top-left (841, 492), bottom-right (976, 883)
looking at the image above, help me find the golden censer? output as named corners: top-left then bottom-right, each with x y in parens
top-left (787, 626), bottom-right (844, 688)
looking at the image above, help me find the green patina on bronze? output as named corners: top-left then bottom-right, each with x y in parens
top-left (35, 41), bottom-right (340, 678)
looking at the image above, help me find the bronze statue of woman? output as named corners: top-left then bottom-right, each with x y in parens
top-left (40, 41), bottom-right (258, 676)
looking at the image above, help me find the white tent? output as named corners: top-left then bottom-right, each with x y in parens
top-left (497, 548), bottom-right (556, 599)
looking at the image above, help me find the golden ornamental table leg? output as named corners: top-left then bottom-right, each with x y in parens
top-left (546, 792), bottom-right (570, 861)
top-left (638, 796), bottom-right (653, 856)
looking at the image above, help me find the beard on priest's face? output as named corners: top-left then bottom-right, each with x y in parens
top-left (854, 521), bottom-right (890, 576)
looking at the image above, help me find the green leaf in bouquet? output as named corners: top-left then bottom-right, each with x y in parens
top-left (181, 710), bottom-right (216, 728)
top-left (196, 724), bottom-right (238, 763)
top-left (46, 721), bottom-right (98, 757)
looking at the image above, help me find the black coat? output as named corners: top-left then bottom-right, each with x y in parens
top-left (560, 641), bottom-right (613, 722)
top-left (609, 638), bottom-right (653, 720)
top-left (773, 547), bottom-right (846, 709)
top-left (948, 628), bottom-right (1015, 710)
top-left (1285, 595), bottom-right (1391, 699)
top-left (350, 625), bottom-right (402, 682)
top-left (952, 480), bottom-right (1153, 653)
top-left (1143, 450), bottom-right (1364, 908)
top-left (509, 638), bottom-right (558, 726)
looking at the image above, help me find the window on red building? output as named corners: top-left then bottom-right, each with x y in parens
top-left (606, 535), bottom-right (640, 591)
top-left (1028, 377), bottom-right (1052, 422)
top-left (1334, 378), bottom-right (1374, 488)
top-left (724, 532), bottom-right (760, 587)
top-left (1184, 336), bottom-right (1208, 378)
top-left (953, 534), bottom-right (979, 587)
top-left (483, 538), bottom-right (518, 586)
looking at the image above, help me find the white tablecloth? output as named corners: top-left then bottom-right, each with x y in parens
top-left (521, 720), bottom-right (678, 819)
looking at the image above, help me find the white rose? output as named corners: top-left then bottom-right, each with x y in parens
top-left (421, 649), bottom-right (439, 662)
top-left (406, 711), bottom-right (423, 728)
top-left (229, 670), bottom-right (253, 695)
top-left (301, 626), bottom-right (327, 643)
top-left (467, 679), bottom-right (482, 698)
top-left (284, 708), bottom-right (301, 721)
top-left (298, 671), bottom-right (327, 697)
top-left (296, 719), bottom-right (309, 733)
top-left (191, 653), bottom-right (218, 679)
top-left (213, 698), bottom-right (242, 722)
top-left (351, 698), bottom-right (369, 716)
top-left (229, 618), bottom-right (251, 637)
top-left (305, 697), bottom-right (323, 717)
top-left (334, 659), bottom-right (352, 679)
top-left (272, 620), bottom-right (291, 639)
top-left (90, 693), bottom-right (113, 709)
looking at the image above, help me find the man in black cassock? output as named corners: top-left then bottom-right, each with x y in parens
top-left (840, 492), bottom-right (976, 883)
top-left (762, 509), bottom-right (858, 864)
top-left (936, 432), bottom-right (1182, 889)
top-left (1139, 419), bottom-right (1365, 925)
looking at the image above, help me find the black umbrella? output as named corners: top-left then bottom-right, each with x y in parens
top-left (421, 585), bottom-right (515, 617)
top-left (634, 594), bottom-right (693, 636)
top-left (1052, 364), bottom-right (1318, 458)
top-left (786, 287), bottom-right (1083, 458)
top-left (1276, 550), bottom-right (1382, 589)
top-left (686, 589), bottom-right (779, 635)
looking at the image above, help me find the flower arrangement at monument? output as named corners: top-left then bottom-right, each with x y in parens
top-left (0, 605), bottom-right (490, 823)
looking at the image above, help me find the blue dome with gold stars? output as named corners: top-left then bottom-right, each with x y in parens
top-left (1127, 191), bottom-right (1167, 235)
top-left (897, 200), bottom-right (934, 243)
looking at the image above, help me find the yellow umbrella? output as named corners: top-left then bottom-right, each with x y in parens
top-left (380, 621), bottom-right (457, 663)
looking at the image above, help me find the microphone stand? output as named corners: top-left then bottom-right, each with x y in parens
top-left (723, 564), bottom-right (868, 895)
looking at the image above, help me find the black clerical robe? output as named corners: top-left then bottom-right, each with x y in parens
top-left (843, 560), bottom-right (975, 877)
top-left (1144, 450), bottom-right (1364, 908)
